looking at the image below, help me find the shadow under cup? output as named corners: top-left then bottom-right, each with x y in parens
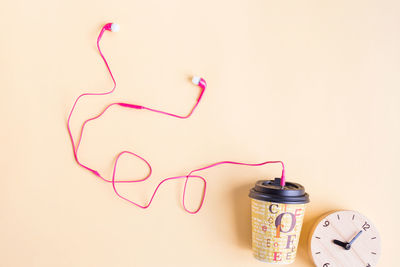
top-left (249, 178), bottom-right (310, 264)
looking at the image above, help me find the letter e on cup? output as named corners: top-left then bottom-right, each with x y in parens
top-left (295, 208), bottom-right (303, 217)
top-left (273, 252), bottom-right (282, 262)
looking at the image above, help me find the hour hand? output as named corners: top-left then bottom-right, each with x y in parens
top-left (333, 239), bottom-right (350, 250)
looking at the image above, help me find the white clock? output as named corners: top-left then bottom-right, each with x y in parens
top-left (309, 210), bottom-right (381, 267)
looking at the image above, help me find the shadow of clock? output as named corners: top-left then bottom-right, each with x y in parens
top-left (296, 212), bottom-right (323, 265)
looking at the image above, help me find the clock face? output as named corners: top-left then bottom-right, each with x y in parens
top-left (310, 210), bottom-right (381, 267)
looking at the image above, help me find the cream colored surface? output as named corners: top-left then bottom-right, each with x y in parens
top-left (1, 1), bottom-right (399, 266)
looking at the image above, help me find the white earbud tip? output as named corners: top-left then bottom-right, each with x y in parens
top-left (110, 23), bottom-right (120, 32)
top-left (192, 76), bottom-right (201, 85)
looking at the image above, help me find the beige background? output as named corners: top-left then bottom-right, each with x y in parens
top-left (1, 0), bottom-right (399, 266)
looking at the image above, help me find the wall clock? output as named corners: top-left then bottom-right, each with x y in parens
top-left (309, 210), bottom-right (381, 267)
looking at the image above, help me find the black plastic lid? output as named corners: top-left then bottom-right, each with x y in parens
top-left (249, 178), bottom-right (310, 204)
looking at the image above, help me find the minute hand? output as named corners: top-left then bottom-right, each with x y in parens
top-left (348, 230), bottom-right (363, 247)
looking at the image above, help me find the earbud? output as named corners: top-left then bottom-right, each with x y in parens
top-left (192, 76), bottom-right (201, 85)
top-left (110, 23), bottom-right (120, 32)
top-left (104, 23), bottom-right (120, 32)
top-left (192, 76), bottom-right (207, 90)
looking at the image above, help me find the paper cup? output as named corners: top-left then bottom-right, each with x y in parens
top-left (249, 178), bottom-right (310, 264)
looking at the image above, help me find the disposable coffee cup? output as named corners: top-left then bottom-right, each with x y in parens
top-left (249, 178), bottom-right (310, 264)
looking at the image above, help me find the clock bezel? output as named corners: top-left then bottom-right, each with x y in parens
top-left (308, 210), bottom-right (381, 267)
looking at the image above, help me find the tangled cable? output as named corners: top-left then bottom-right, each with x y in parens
top-left (67, 23), bottom-right (286, 214)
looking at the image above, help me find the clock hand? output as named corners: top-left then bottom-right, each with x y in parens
top-left (332, 230), bottom-right (363, 250)
top-left (332, 239), bottom-right (350, 250)
top-left (348, 230), bottom-right (363, 247)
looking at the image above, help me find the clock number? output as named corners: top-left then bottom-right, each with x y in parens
top-left (323, 263), bottom-right (330, 267)
top-left (362, 221), bottom-right (370, 231)
top-left (322, 220), bottom-right (330, 227)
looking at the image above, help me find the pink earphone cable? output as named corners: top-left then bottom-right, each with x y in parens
top-left (67, 23), bottom-right (285, 214)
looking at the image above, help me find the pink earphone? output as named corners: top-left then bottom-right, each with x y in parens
top-left (67, 23), bottom-right (286, 214)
